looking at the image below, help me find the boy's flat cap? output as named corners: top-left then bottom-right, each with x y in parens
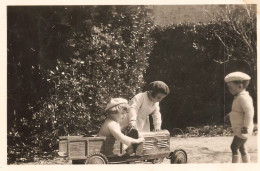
top-left (224, 72), bottom-right (251, 82)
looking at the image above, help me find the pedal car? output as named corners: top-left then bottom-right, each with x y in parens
top-left (58, 130), bottom-right (187, 164)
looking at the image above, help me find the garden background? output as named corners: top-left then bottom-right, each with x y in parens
top-left (7, 5), bottom-right (257, 163)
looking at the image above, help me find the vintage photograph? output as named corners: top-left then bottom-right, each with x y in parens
top-left (6, 4), bottom-right (257, 165)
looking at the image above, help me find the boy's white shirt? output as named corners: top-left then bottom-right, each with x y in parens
top-left (127, 91), bottom-right (162, 132)
top-left (229, 90), bottom-right (254, 139)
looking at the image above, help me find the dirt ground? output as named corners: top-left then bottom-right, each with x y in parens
top-left (14, 135), bottom-right (257, 165)
top-left (163, 135), bottom-right (258, 164)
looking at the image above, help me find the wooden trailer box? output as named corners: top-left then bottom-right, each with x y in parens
top-left (59, 136), bottom-right (106, 159)
top-left (58, 135), bottom-right (124, 159)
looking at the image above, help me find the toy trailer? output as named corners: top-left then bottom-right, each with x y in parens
top-left (58, 130), bottom-right (187, 164)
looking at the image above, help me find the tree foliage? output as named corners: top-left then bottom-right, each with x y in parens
top-left (203, 5), bottom-right (257, 91)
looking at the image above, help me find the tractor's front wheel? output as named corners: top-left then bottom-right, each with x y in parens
top-left (170, 149), bottom-right (187, 164)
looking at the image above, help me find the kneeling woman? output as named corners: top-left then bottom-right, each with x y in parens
top-left (121, 81), bottom-right (170, 132)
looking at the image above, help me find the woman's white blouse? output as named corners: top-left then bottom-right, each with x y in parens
top-left (128, 92), bottom-right (162, 132)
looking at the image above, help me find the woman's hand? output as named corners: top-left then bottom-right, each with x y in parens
top-left (154, 126), bottom-right (161, 131)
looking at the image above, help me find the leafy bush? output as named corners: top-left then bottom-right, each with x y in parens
top-left (145, 20), bottom-right (256, 129)
top-left (8, 6), bottom-right (155, 164)
top-left (28, 6), bottom-right (154, 156)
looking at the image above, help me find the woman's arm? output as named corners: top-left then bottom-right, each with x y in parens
top-left (152, 103), bottom-right (162, 131)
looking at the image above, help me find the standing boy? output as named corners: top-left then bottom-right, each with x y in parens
top-left (225, 72), bottom-right (254, 163)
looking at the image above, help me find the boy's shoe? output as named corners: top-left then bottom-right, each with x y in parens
top-left (232, 155), bottom-right (240, 163)
top-left (241, 155), bottom-right (250, 163)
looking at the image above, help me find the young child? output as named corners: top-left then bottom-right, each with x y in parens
top-left (121, 81), bottom-right (170, 132)
top-left (97, 98), bottom-right (144, 153)
top-left (225, 72), bottom-right (254, 163)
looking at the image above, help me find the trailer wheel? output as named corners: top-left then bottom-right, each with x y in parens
top-left (170, 149), bottom-right (187, 164)
top-left (85, 153), bottom-right (108, 164)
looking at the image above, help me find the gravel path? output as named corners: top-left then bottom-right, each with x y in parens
top-left (162, 135), bottom-right (257, 163)
top-left (13, 135), bottom-right (257, 164)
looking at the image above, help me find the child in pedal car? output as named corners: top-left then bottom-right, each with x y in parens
top-left (97, 98), bottom-right (144, 155)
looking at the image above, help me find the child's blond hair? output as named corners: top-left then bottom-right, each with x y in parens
top-left (106, 103), bottom-right (130, 116)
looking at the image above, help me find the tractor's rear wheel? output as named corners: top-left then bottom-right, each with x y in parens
top-left (170, 149), bottom-right (187, 164)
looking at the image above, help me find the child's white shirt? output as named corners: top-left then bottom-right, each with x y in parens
top-left (127, 91), bottom-right (162, 132)
top-left (229, 90), bottom-right (254, 139)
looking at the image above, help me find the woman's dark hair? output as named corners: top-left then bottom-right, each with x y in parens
top-left (149, 81), bottom-right (170, 98)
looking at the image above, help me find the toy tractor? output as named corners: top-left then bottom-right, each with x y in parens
top-left (58, 130), bottom-right (187, 164)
